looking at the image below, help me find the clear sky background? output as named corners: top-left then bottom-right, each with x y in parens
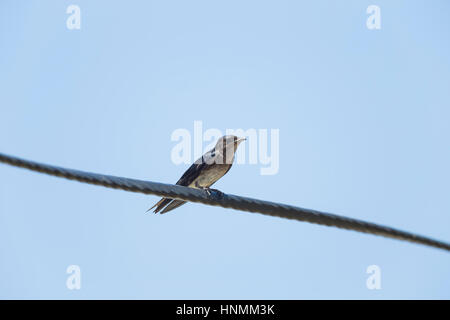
top-left (0, 0), bottom-right (449, 299)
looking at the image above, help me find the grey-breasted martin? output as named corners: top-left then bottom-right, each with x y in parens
top-left (148, 135), bottom-right (246, 214)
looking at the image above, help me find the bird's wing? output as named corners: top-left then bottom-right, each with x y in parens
top-left (147, 155), bottom-right (208, 214)
top-left (175, 155), bottom-right (208, 186)
top-left (148, 151), bottom-right (219, 214)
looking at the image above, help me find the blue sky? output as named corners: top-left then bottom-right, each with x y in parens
top-left (0, 0), bottom-right (449, 299)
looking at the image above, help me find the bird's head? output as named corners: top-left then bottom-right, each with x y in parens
top-left (214, 135), bottom-right (246, 164)
top-left (215, 135), bottom-right (246, 151)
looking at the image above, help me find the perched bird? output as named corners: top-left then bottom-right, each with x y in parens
top-left (148, 135), bottom-right (246, 214)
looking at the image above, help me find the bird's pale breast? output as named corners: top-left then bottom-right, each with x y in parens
top-left (190, 163), bottom-right (232, 188)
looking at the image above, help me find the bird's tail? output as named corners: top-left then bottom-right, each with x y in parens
top-left (147, 198), bottom-right (187, 214)
top-left (147, 198), bottom-right (171, 213)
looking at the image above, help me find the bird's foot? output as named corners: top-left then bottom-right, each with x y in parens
top-left (203, 187), bottom-right (224, 199)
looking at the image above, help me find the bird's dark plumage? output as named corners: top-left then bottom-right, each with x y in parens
top-left (148, 135), bottom-right (245, 214)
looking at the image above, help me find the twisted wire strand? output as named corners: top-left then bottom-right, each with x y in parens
top-left (1, 152), bottom-right (449, 252)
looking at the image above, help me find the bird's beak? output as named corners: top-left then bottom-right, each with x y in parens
top-left (237, 137), bottom-right (246, 143)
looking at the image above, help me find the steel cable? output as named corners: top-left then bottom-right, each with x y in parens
top-left (1, 152), bottom-right (449, 252)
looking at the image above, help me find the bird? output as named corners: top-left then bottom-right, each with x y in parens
top-left (148, 135), bottom-right (246, 214)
